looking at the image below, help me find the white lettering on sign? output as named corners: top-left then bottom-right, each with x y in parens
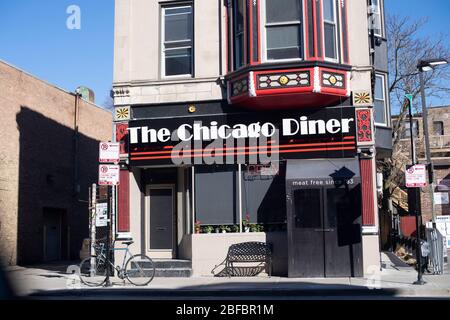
top-left (128, 116), bottom-right (354, 144)
top-left (99, 142), bottom-right (120, 163)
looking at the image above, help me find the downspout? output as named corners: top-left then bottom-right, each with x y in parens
top-left (73, 91), bottom-right (81, 197)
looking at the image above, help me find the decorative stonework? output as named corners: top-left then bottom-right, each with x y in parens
top-left (356, 109), bottom-right (373, 143)
top-left (112, 87), bottom-right (130, 98)
top-left (116, 122), bottom-right (129, 155)
top-left (257, 71), bottom-right (310, 89)
top-left (321, 71), bottom-right (345, 88)
top-left (353, 91), bottom-right (373, 107)
top-left (231, 78), bottom-right (248, 97)
top-left (114, 106), bottom-right (131, 121)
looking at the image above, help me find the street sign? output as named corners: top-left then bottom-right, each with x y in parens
top-left (95, 202), bottom-right (108, 227)
top-left (99, 165), bottom-right (120, 186)
top-left (99, 142), bottom-right (120, 163)
top-left (405, 164), bottom-right (427, 188)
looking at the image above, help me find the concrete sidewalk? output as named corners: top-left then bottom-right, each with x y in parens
top-left (5, 252), bottom-right (450, 299)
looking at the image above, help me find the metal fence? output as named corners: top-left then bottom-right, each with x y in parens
top-left (426, 228), bottom-right (445, 275)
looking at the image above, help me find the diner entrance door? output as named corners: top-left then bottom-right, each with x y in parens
top-left (146, 185), bottom-right (176, 259)
top-left (286, 159), bottom-right (363, 278)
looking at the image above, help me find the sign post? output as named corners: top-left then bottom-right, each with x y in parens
top-left (98, 142), bottom-right (120, 287)
top-left (405, 94), bottom-right (426, 285)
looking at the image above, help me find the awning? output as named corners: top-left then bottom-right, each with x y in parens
top-left (286, 158), bottom-right (360, 181)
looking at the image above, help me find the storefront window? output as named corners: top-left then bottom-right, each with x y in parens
top-left (242, 163), bottom-right (286, 227)
top-left (194, 165), bottom-right (239, 225)
top-left (264, 0), bottom-right (303, 61)
top-left (162, 5), bottom-right (193, 77)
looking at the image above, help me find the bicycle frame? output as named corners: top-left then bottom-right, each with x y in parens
top-left (95, 241), bottom-right (135, 274)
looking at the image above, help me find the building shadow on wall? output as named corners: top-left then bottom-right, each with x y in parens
top-left (16, 106), bottom-right (103, 265)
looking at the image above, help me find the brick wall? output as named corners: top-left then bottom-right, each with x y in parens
top-left (0, 61), bottom-right (112, 265)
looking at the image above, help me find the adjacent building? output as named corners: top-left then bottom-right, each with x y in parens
top-left (0, 60), bottom-right (113, 266)
top-left (396, 106), bottom-right (450, 221)
top-left (112, 0), bottom-right (392, 277)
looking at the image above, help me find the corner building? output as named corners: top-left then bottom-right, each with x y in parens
top-left (112, 0), bottom-right (392, 277)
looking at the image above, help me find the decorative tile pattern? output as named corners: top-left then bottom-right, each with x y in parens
top-left (114, 106), bottom-right (131, 121)
top-left (116, 123), bottom-right (129, 155)
top-left (257, 71), bottom-right (310, 90)
top-left (231, 78), bottom-right (248, 97)
top-left (356, 109), bottom-right (373, 143)
top-left (353, 91), bottom-right (373, 106)
top-left (321, 71), bottom-right (345, 88)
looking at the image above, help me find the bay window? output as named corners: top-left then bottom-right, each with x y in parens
top-left (162, 5), bottom-right (193, 77)
top-left (263, 0), bottom-right (303, 61)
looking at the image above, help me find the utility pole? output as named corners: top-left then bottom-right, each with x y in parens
top-left (406, 94), bottom-right (425, 285)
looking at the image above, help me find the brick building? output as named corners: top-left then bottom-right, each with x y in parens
top-left (396, 105), bottom-right (450, 221)
top-left (0, 60), bottom-right (112, 266)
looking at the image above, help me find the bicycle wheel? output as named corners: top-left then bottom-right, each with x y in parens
top-left (125, 254), bottom-right (155, 286)
top-left (79, 256), bottom-right (107, 287)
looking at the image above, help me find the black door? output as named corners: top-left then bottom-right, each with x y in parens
top-left (149, 187), bottom-right (174, 252)
top-left (288, 188), bottom-right (325, 277)
top-left (324, 187), bottom-right (362, 277)
top-left (288, 185), bottom-right (362, 277)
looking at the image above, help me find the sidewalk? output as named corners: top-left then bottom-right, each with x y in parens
top-left (5, 253), bottom-right (450, 299)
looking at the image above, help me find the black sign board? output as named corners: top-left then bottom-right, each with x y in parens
top-left (128, 107), bottom-right (356, 166)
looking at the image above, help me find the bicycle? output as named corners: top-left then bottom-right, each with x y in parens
top-left (79, 239), bottom-right (155, 287)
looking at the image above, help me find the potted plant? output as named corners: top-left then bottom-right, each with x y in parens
top-left (220, 225), bottom-right (231, 233)
top-left (194, 220), bottom-right (201, 234)
top-left (231, 224), bottom-right (240, 233)
top-left (204, 225), bottom-right (214, 234)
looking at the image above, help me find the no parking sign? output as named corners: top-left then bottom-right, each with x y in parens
top-left (98, 164), bottom-right (120, 186)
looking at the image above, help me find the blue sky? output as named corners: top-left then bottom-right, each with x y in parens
top-left (0, 0), bottom-right (114, 107)
top-left (0, 1), bottom-right (448, 109)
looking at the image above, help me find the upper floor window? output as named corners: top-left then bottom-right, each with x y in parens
top-left (263, 0), bottom-right (303, 61)
top-left (401, 120), bottom-right (419, 139)
top-left (369, 0), bottom-right (384, 37)
top-left (233, 0), bottom-right (245, 69)
top-left (162, 5), bottom-right (193, 77)
top-left (374, 73), bottom-right (389, 125)
top-left (323, 0), bottom-right (338, 61)
top-left (433, 121), bottom-right (444, 136)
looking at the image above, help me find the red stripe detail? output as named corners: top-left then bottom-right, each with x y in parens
top-left (312, 0), bottom-right (318, 58)
top-left (131, 140), bottom-right (355, 156)
top-left (257, 0), bottom-right (261, 63)
top-left (342, 2), bottom-right (349, 64)
top-left (118, 169), bottom-right (130, 233)
top-left (304, 0), bottom-right (310, 60)
top-left (249, 0), bottom-right (253, 65)
top-left (131, 146), bottom-right (356, 161)
top-left (360, 159), bottom-right (375, 226)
